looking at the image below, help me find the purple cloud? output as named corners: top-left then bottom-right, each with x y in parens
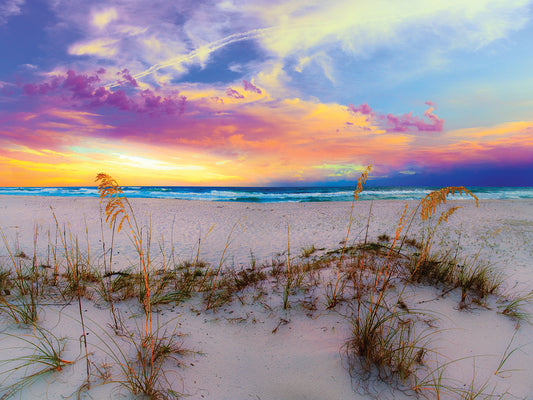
top-left (243, 80), bottom-right (262, 94)
top-left (348, 103), bottom-right (373, 116)
top-left (104, 89), bottom-right (132, 111)
top-left (226, 88), bottom-right (245, 99)
top-left (117, 69), bottom-right (138, 87)
top-left (63, 70), bottom-right (101, 98)
top-left (21, 70), bottom-right (185, 116)
top-left (383, 107), bottom-right (444, 133)
top-left (23, 77), bottom-right (62, 95)
top-left (140, 89), bottom-right (186, 115)
top-left (348, 101), bottom-right (444, 133)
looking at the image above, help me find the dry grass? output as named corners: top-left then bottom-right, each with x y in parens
top-left (86, 313), bottom-right (187, 399)
top-left (408, 251), bottom-right (503, 307)
top-left (328, 165), bottom-right (372, 308)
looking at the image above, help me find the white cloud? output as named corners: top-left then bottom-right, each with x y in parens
top-left (228, 63), bottom-right (244, 73)
top-left (0, 0), bottom-right (24, 25)
top-left (243, 0), bottom-right (532, 57)
top-left (44, 0), bottom-right (533, 94)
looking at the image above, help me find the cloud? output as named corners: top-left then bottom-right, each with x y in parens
top-left (69, 38), bottom-right (119, 57)
top-left (226, 88), bottom-right (244, 99)
top-left (0, 0), bottom-right (24, 25)
top-left (127, 26), bottom-right (273, 85)
top-left (117, 68), bottom-right (138, 87)
top-left (248, 0), bottom-right (531, 56)
top-left (4, 52), bottom-right (533, 186)
top-left (294, 52), bottom-right (336, 83)
top-left (383, 107), bottom-right (445, 133)
top-left (349, 102), bottom-right (444, 133)
top-left (91, 7), bottom-right (118, 30)
top-left (30, 0), bottom-right (530, 98)
top-left (348, 103), bottom-right (373, 116)
top-left (22, 70), bottom-right (186, 116)
top-left (242, 80), bottom-right (262, 94)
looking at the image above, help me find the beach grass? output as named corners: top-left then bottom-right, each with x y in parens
top-left (86, 313), bottom-right (187, 399)
top-left (0, 325), bottom-right (73, 399)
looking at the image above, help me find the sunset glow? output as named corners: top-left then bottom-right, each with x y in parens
top-left (1, 1), bottom-right (532, 186)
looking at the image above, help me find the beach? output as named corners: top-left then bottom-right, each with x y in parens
top-left (0, 195), bottom-right (532, 399)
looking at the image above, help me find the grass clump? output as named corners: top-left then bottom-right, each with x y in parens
top-left (0, 227), bottom-right (42, 325)
top-left (328, 165), bottom-right (372, 309)
top-left (300, 244), bottom-right (317, 258)
top-left (0, 325), bottom-right (73, 398)
top-left (88, 315), bottom-right (188, 399)
top-left (408, 251), bottom-right (503, 307)
top-left (343, 203), bottom-right (433, 390)
top-left (342, 183), bottom-right (488, 395)
top-left (345, 299), bottom-right (432, 386)
top-left (498, 290), bottom-right (533, 327)
top-left (0, 267), bottom-right (39, 325)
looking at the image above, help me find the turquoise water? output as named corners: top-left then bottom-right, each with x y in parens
top-left (0, 186), bottom-right (532, 202)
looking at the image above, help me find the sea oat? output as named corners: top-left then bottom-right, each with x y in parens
top-left (420, 187), bottom-right (478, 221)
top-left (96, 173), bottom-right (130, 233)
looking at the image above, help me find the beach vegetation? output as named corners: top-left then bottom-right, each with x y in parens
top-left (86, 314), bottom-right (188, 399)
top-left (328, 165), bottom-right (372, 309)
top-left (407, 251), bottom-right (503, 307)
top-left (0, 228), bottom-right (40, 325)
top-left (282, 221), bottom-right (292, 310)
top-left (300, 244), bottom-right (317, 258)
top-left (0, 325), bottom-right (73, 399)
top-left (344, 297), bottom-right (434, 386)
top-left (493, 331), bottom-right (524, 378)
top-left (205, 221), bottom-right (240, 310)
top-left (498, 290), bottom-right (533, 327)
top-left (377, 233), bottom-right (391, 243)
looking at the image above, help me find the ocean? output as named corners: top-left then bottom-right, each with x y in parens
top-left (0, 186), bottom-right (532, 203)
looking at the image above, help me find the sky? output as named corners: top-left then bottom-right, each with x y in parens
top-left (0, 0), bottom-right (532, 187)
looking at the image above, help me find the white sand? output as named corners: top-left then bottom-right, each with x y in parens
top-left (0, 195), bottom-right (532, 399)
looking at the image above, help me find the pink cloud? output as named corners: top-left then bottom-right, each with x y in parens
top-left (63, 70), bottom-right (101, 98)
top-left (348, 103), bottom-right (373, 116)
top-left (422, 106), bottom-right (444, 131)
top-left (383, 107), bottom-right (444, 133)
top-left (116, 69), bottom-right (138, 87)
top-left (226, 88), bottom-right (245, 99)
top-left (104, 89), bottom-right (133, 111)
top-left (243, 80), bottom-right (262, 94)
top-left (2, 81), bottom-right (532, 186)
top-left (347, 102), bottom-right (443, 133)
top-left (23, 77), bottom-right (62, 95)
top-left (22, 70), bottom-right (185, 116)
top-left (140, 89), bottom-right (186, 115)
